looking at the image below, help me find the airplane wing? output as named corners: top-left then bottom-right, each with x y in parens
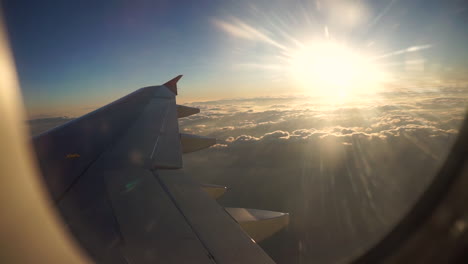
top-left (32, 76), bottom-right (289, 263)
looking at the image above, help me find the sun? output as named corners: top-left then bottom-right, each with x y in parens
top-left (289, 41), bottom-right (387, 97)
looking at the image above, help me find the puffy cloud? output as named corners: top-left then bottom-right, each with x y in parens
top-left (219, 123), bottom-right (457, 149)
top-left (210, 143), bottom-right (228, 149)
top-left (261, 130), bottom-right (290, 140)
top-left (229, 134), bottom-right (260, 143)
top-left (220, 126), bottom-right (236, 131)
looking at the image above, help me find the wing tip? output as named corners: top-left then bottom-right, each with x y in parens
top-left (164, 75), bottom-right (183, 95)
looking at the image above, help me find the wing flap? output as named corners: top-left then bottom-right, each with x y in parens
top-left (180, 133), bottom-right (217, 153)
top-left (201, 183), bottom-right (228, 199)
top-left (225, 208), bottom-right (289, 242)
top-left (177, 105), bottom-right (200, 118)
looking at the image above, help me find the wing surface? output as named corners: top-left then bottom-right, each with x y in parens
top-left (33, 76), bottom-right (282, 263)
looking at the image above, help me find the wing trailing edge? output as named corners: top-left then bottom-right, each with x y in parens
top-left (225, 208), bottom-right (290, 242)
top-left (180, 133), bottom-right (216, 153)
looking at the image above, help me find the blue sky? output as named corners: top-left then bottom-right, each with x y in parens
top-left (3, 0), bottom-right (468, 118)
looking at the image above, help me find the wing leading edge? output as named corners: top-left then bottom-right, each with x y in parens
top-left (33, 76), bottom-right (288, 263)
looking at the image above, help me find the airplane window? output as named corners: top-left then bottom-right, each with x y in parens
top-left (3, 0), bottom-right (467, 263)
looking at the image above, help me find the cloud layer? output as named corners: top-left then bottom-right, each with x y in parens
top-left (180, 89), bottom-right (467, 263)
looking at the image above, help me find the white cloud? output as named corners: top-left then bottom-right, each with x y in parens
top-left (212, 17), bottom-right (287, 50)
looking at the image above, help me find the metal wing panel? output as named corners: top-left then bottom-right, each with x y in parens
top-left (59, 85), bottom-right (213, 263)
top-left (87, 86), bottom-right (182, 171)
top-left (33, 87), bottom-right (154, 201)
top-left (103, 167), bottom-right (213, 264)
top-left (58, 167), bottom-right (127, 264)
top-left (157, 169), bottom-right (276, 264)
top-left (150, 98), bottom-right (183, 169)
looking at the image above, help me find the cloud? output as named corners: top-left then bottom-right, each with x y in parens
top-left (212, 17), bottom-right (287, 50)
top-left (220, 126), bottom-right (236, 131)
top-left (261, 130), bottom-right (290, 140)
top-left (222, 123), bottom-right (456, 147)
top-left (180, 89), bottom-right (467, 263)
top-left (210, 143), bottom-right (228, 149)
top-left (226, 134), bottom-right (260, 143)
top-left (372, 44), bottom-right (433, 60)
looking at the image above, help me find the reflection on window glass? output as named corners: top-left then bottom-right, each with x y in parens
top-left (5, 0), bottom-right (467, 263)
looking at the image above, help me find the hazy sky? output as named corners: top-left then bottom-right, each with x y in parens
top-left (3, 0), bottom-right (468, 118)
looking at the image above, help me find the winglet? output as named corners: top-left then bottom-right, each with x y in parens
top-left (163, 75), bottom-right (183, 95)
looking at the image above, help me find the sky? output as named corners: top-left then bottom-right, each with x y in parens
top-left (16, 1), bottom-right (468, 263)
top-left (2, 0), bottom-right (468, 118)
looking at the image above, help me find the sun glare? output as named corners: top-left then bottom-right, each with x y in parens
top-left (289, 41), bottom-right (387, 97)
